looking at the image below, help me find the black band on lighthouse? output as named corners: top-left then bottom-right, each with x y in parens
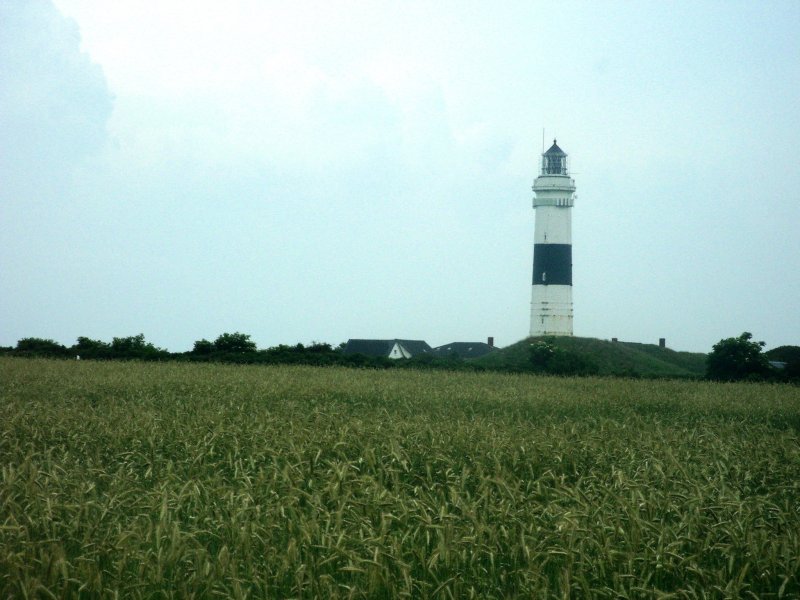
top-left (532, 244), bottom-right (572, 285)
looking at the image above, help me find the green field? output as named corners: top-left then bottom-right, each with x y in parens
top-left (2, 358), bottom-right (799, 598)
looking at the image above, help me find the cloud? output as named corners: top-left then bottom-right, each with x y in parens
top-left (0, 0), bottom-right (114, 345)
top-left (0, 0), bottom-right (113, 188)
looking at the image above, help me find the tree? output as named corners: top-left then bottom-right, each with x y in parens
top-left (110, 334), bottom-right (168, 360)
top-left (14, 338), bottom-right (69, 358)
top-left (529, 341), bottom-right (556, 373)
top-left (764, 345), bottom-right (800, 381)
top-left (706, 332), bottom-right (771, 382)
top-left (765, 345), bottom-right (800, 365)
top-left (191, 339), bottom-right (215, 355)
top-left (72, 336), bottom-right (111, 359)
top-left (213, 332), bottom-right (257, 353)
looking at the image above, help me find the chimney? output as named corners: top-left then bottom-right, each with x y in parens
top-left (659, 338), bottom-right (666, 348)
top-left (487, 336), bottom-right (494, 348)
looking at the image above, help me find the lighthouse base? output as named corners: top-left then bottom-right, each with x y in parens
top-left (530, 284), bottom-right (573, 337)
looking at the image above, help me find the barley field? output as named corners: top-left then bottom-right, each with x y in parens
top-left (2, 358), bottom-right (799, 599)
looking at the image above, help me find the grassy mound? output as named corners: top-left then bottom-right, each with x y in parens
top-left (477, 336), bottom-right (707, 378)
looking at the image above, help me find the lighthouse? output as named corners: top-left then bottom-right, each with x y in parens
top-left (530, 140), bottom-right (575, 337)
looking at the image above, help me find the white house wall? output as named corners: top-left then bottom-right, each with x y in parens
top-left (388, 343), bottom-right (413, 359)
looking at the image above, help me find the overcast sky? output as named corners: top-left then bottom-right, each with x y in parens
top-left (2, 0), bottom-right (799, 353)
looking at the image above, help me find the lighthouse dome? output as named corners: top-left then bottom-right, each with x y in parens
top-left (542, 139), bottom-right (568, 175)
top-left (544, 140), bottom-right (566, 156)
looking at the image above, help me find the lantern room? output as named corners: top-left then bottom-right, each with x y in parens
top-left (541, 140), bottom-right (568, 176)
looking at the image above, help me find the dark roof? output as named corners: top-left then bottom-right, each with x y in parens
top-left (343, 339), bottom-right (394, 356)
top-left (544, 139), bottom-right (566, 155)
top-left (343, 339), bottom-right (432, 358)
top-left (431, 342), bottom-right (496, 359)
top-left (398, 340), bottom-right (433, 356)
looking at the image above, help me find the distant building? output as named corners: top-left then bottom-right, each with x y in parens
top-left (432, 339), bottom-right (496, 359)
top-left (343, 339), bottom-right (432, 359)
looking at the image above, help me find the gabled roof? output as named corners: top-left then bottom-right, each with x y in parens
top-left (396, 340), bottom-right (433, 356)
top-left (343, 339), bottom-right (432, 358)
top-left (432, 342), bottom-right (496, 359)
top-left (343, 339), bottom-right (394, 357)
top-left (544, 139), bottom-right (566, 155)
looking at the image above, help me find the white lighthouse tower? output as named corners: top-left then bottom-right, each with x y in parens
top-left (530, 139), bottom-right (575, 337)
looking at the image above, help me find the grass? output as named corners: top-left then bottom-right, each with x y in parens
top-left (476, 336), bottom-right (708, 378)
top-left (2, 357), bottom-right (799, 598)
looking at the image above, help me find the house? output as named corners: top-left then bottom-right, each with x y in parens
top-left (431, 339), bottom-right (496, 359)
top-left (343, 339), bottom-right (432, 359)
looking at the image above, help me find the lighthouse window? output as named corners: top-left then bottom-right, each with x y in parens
top-left (545, 156), bottom-right (564, 175)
